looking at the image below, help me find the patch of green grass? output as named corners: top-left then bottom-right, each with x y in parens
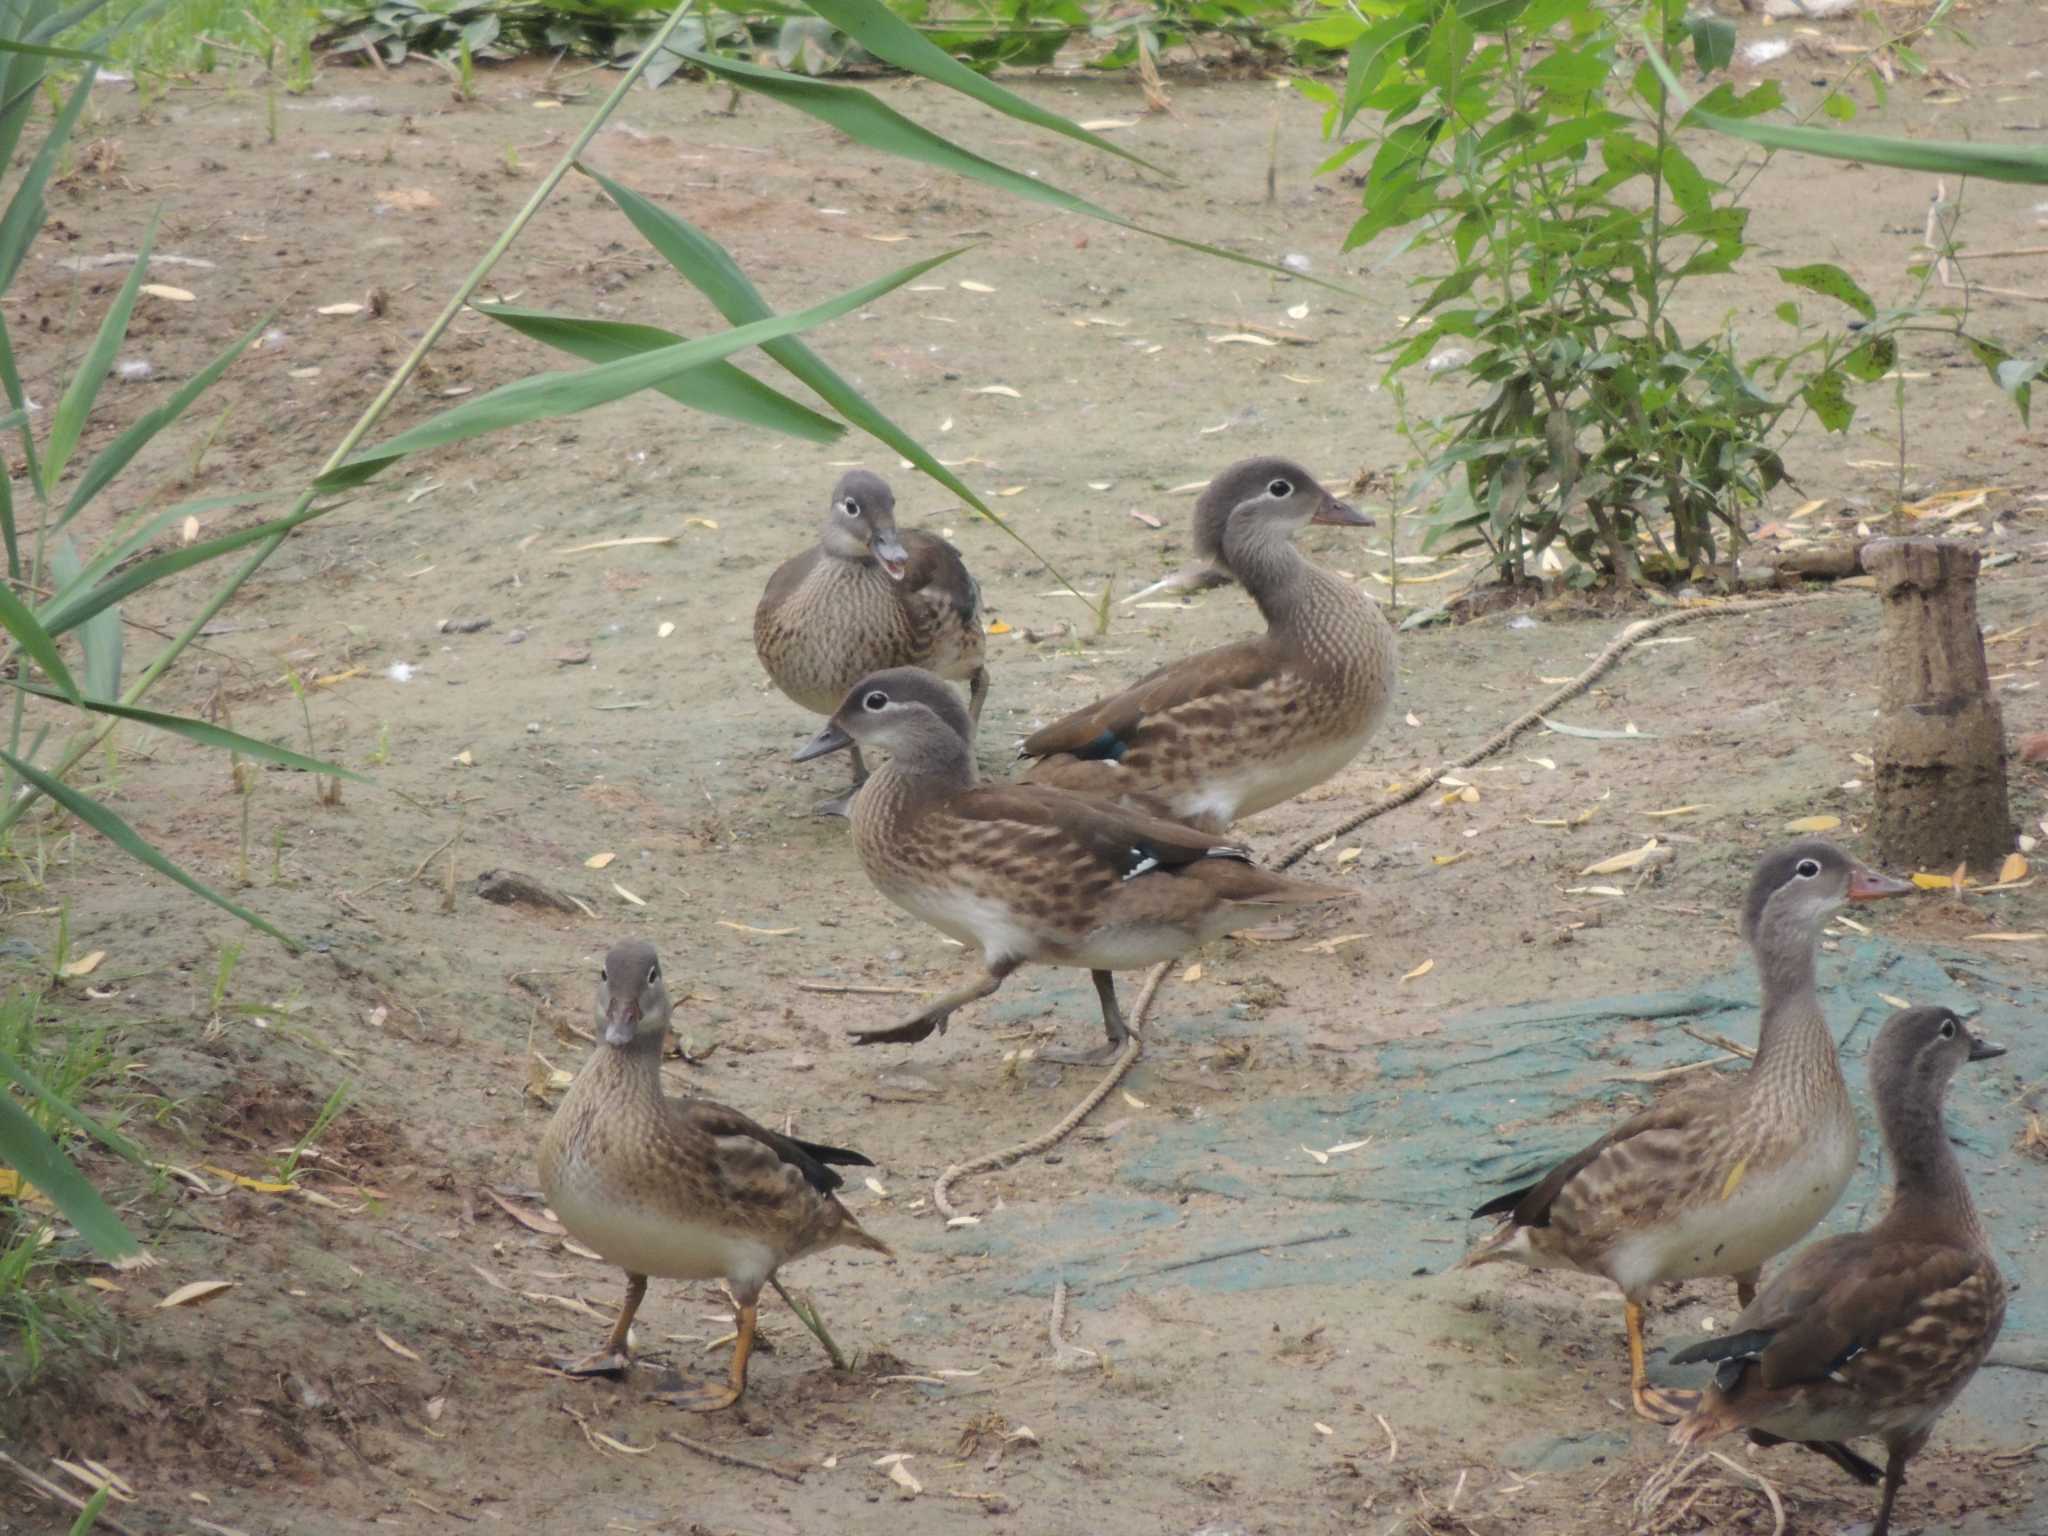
top-left (101, 0), bottom-right (316, 80)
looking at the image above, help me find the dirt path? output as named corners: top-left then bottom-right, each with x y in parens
top-left (4, 8), bottom-right (2047, 1533)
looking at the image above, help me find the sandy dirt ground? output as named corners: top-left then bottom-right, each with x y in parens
top-left (4, 5), bottom-right (2047, 1533)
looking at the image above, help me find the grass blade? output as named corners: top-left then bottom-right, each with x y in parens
top-left (319, 248), bottom-right (964, 492)
top-left (42, 213), bottom-right (156, 493)
top-left (0, 1077), bottom-right (145, 1268)
top-left (62, 311), bottom-right (272, 525)
top-left (0, 310), bottom-right (43, 511)
top-left (0, 572), bottom-right (80, 703)
top-left (0, 35), bottom-right (105, 60)
top-left (0, 749), bottom-right (296, 947)
top-left (586, 166), bottom-right (1079, 587)
top-left (43, 493), bottom-right (288, 611)
top-left (50, 539), bottom-right (119, 699)
top-left (801, 0), bottom-right (1166, 175)
top-left (11, 683), bottom-right (371, 782)
top-left (679, 49), bottom-right (1354, 294)
top-left (0, 1043), bottom-right (145, 1164)
top-left (0, 60), bottom-right (95, 295)
top-left (473, 306), bottom-right (843, 443)
top-left (39, 498), bottom-right (332, 638)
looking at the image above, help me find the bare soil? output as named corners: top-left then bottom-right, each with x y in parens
top-left (5, 8), bottom-right (2048, 1534)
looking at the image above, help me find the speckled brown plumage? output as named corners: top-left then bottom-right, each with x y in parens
top-left (538, 941), bottom-right (888, 1409)
top-left (755, 468), bottom-right (985, 732)
top-left (1670, 1006), bottom-right (2009, 1536)
top-left (1019, 458), bottom-right (1394, 832)
top-left (796, 667), bottom-right (1353, 1063)
top-left (1460, 841), bottom-right (1916, 1421)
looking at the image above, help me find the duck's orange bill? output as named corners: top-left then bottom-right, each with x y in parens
top-left (1848, 866), bottom-right (1917, 901)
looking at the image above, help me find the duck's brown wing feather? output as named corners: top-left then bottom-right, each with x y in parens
top-left (1019, 637), bottom-right (1280, 761)
top-left (945, 783), bottom-right (1249, 879)
top-left (755, 546), bottom-right (821, 621)
top-left (898, 528), bottom-right (980, 625)
top-left (1472, 1088), bottom-right (1720, 1228)
top-left (679, 1100), bottom-right (867, 1198)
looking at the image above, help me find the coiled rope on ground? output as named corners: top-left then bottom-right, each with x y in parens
top-left (931, 592), bottom-right (1841, 1219)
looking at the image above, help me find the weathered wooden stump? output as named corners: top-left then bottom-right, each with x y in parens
top-left (1865, 538), bottom-right (2012, 872)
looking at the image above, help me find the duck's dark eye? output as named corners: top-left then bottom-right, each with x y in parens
top-left (599, 968), bottom-right (608, 982)
top-left (863, 691), bottom-right (888, 712)
top-left (648, 964), bottom-right (659, 984)
top-left (841, 498), bottom-right (862, 517)
top-left (1939, 1017), bottom-right (1958, 1040)
top-left (1795, 858), bottom-right (1821, 879)
top-left (1268, 478), bottom-right (1293, 498)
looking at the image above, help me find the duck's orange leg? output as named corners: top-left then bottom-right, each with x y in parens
top-left (552, 1272), bottom-right (646, 1376)
top-left (656, 1300), bottom-right (753, 1412)
top-left (1627, 1298), bottom-right (1699, 1424)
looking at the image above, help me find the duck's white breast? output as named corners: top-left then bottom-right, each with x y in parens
top-left (551, 1179), bottom-right (778, 1294)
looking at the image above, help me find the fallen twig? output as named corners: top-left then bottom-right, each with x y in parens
top-left (0, 1452), bottom-right (145, 1536)
top-left (663, 1430), bottom-right (804, 1483)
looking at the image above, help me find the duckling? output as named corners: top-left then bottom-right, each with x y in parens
top-left (795, 666), bottom-right (1354, 1064)
top-left (538, 940), bottom-right (891, 1409)
top-left (1017, 457), bottom-right (1394, 832)
top-left (1459, 840), bottom-right (1915, 1422)
top-left (755, 468), bottom-right (988, 816)
top-left (1670, 1006), bottom-right (2008, 1536)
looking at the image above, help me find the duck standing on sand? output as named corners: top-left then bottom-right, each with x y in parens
top-left (797, 667), bottom-right (1354, 1063)
top-left (1018, 457), bottom-right (1395, 832)
top-left (1459, 840), bottom-right (1915, 1421)
top-left (538, 940), bottom-right (891, 1410)
top-left (755, 468), bottom-right (987, 816)
top-left (1669, 1006), bottom-right (2007, 1536)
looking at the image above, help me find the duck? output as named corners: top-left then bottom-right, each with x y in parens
top-left (1458, 839), bottom-right (1915, 1422)
top-left (537, 939), bottom-right (891, 1410)
top-left (754, 468), bottom-right (988, 816)
top-left (1669, 1005), bottom-right (2008, 1536)
top-left (794, 666), bottom-right (1354, 1064)
top-left (1016, 457), bottom-right (1395, 832)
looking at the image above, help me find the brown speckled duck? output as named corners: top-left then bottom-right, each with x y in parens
top-left (755, 468), bottom-right (987, 816)
top-left (1671, 1006), bottom-right (2008, 1536)
top-left (1017, 457), bottom-right (1394, 832)
top-left (1459, 840), bottom-right (1914, 1421)
top-left (796, 667), bottom-right (1354, 1064)
top-left (538, 940), bottom-right (890, 1410)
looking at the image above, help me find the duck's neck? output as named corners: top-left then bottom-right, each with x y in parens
top-left (1746, 920), bottom-right (1840, 1085)
top-left (1224, 530), bottom-right (1350, 641)
top-left (1878, 1084), bottom-right (1987, 1246)
top-left (856, 723), bottom-right (976, 832)
top-left (579, 1028), bottom-right (665, 1100)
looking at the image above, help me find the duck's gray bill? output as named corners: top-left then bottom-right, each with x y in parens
top-left (1968, 1033), bottom-right (2008, 1062)
top-left (795, 723), bottom-right (853, 762)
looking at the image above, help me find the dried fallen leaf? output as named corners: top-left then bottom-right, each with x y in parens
top-left (1525, 756), bottom-right (1556, 771)
top-left (1181, 962), bottom-right (1203, 983)
top-left (1327, 1138), bottom-right (1372, 1156)
top-left (1314, 1422), bottom-right (1335, 1436)
top-left (181, 515), bottom-right (201, 543)
top-left (1910, 872), bottom-right (1957, 891)
top-left (1287, 303), bottom-right (1310, 320)
top-left (716, 920), bottom-right (797, 936)
top-left (141, 283), bottom-right (195, 302)
top-left (1785, 814), bottom-right (1842, 833)
top-left (157, 1279), bottom-right (234, 1309)
top-left (958, 280), bottom-right (996, 293)
top-left (559, 535), bottom-right (677, 555)
top-left (594, 1431), bottom-right (654, 1456)
top-left (1966, 932), bottom-right (2046, 942)
top-left (451, 749), bottom-right (474, 767)
top-left (657, 620), bottom-right (676, 639)
top-left (316, 301), bottom-right (366, 316)
top-left (2000, 852), bottom-right (2028, 883)
top-left (1645, 804), bottom-right (1710, 819)
top-left (1404, 711), bottom-right (1422, 727)
top-left (1401, 959), bottom-right (1434, 982)
top-left (376, 1327), bottom-right (422, 1362)
top-left (1580, 838), bottom-right (1668, 877)
top-left (1432, 851), bottom-right (1470, 867)
top-left (968, 384), bottom-right (1021, 398)
top-left (585, 851), bottom-right (615, 869)
top-left (864, 1176), bottom-right (889, 1197)
top-left (1077, 116), bottom-right (1138, 130)
top-left (1209, 332), bottom-right (1279, 347)
top-left (945, 1214), bottom-right (980, 1228)
top-left (888, 1461), bottom-right (923, 1495)
top-left (1880, 993), bottom-right (1911, 1009)
top-left (1121, 1089), bottom-right (1148, 1109)
top-left (612, 883), bottom-right (646, 906)
top-left (1335, 847), bottom-right (1362, 866)
top-left (1301, 1145), bottom-right (1330, 1165)
top-left (58, 949), bottom-right (106, 978)
top-left (487, 1189), bottom-right (565, 1235)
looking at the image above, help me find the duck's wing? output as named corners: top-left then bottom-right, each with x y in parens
top-left (1672, 1237), bottom-right (2003, 1395)
top-left (898, 528), bottom-right (980, 625)
top-left (678, 1099), bottom-right (866, 1198)
top-left (755, 545), bottom-right (821, 620)
top-left (1018, 636), bottom-right (1279, 762)
top-left (945, 782), bottom-right (1250, 880)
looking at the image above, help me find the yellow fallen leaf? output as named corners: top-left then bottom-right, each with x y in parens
top-left (85, 1276), bottom-right (121, 1293)
top-left (958, 280), bottom-right (996, 293)
top-left (59, 950), bottom-right (106, 978)
top-left (316, 301), bottom-right (366, 316)
top-left (199, 1164), bottom-right (297, 1194)
top-left (685, 516), bottom-right (718, 530)
top-left (1910, 872), bottom-right (1956, 890)
top-left (140, 283), bottom-right (195, 302)
top-left (1401, 958), bottom-right (1434, 982)
top-left (1785, 815), bottom-right (1841, 833)
top-left (2000, 852), bottom-right (2027, 883)
top-left (1121, 1089), bottom-right (1149, 1109)
top-left (995, 486), bottom-right (1025, 497)
top-left (1525, 756), bottom-right (1556, 771)
top-left (450, 749), bottom-right (474, 767)
top-left (1645, 804), bottom-right (1710, 819)
top-left (716, 920), bottom-right (796, 936)
top-left (1432, 851), bottom-right (1470, 867)
top-left (585, 851), bottom-right (615, 869)
top-left (1335, 847), bottom-right (1361, 866)
top-left (1580, 838), bottom-right (1667, 877)
top-left (0, 1169), bottom-right (18, 1197)
top-left (1965, 932), bottom-right (2046, 942)
top-left (613, 882), bottom-right (646, 906)
top-left (986, 620), bottom-right (1012, 635)
top-left (1077, 117), bottom-right (1138, 130)
top-left (376, 1327), bottom-right (422, 1362)
top-left (1879, 993), bottom-right (1911, 1009)
top-left (1181, 962), bottom-right (1203, 983)
top-left (157, 1279), bottom-right (234, 1309)
top-left (594, 1431), bottom-right (654, 1456)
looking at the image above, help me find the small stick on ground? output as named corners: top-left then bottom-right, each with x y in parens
top-left (1047, 1277), bottom-right (1098, 1371)
top-left (770, 1276), bottom-right (847, 1370)
top-left (1680, 1025), bottom-right (1754, 1060)
top-left (663, 1430), bottom-right (805, 1484)
top-left (793, 981), bottom-right (932, 997)
top-left (0, 1452), bottom-right (145, 1536)
top-left (1376, 1412), bottom-right (1398, 1463)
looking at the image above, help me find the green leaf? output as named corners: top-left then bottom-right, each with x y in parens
top-left (1842, 333), bottom-right (1896, 383)
top-left (0, 1078), bottom-right (145, 1267)
top-left (68, 1485), bottom-right (112, 1536)
top-left (1686, 14), bottom-right (1735, 75)
top-left (1774, 301), bottom-right (1800, 326)
top-left (11, 683), bottom-right (370, 781)
top-left (1777, 263), bottom-right (1876, 321)
top-left (584, 169), bottom-right (1077, 588)
top-left (43, 493), bottom-right (284, 613)
top-left (43, 215), bottom-right (158, 494)
top-left (677, 49), bottom-right (1348, 295)
top-left (0, 63), bottom-right (95, 297)
top-left (62, 310), bottom-right (272, 525)
top-left (0, 574), bottom-right (81, 704)
top-left (51, 538), bottom-right (119, 699)
top-left (1821, 91), bottom-right (1856, 123)
top-left (800, 0), bottom-right (1165, 174)
top-left (0, 35), bottom-right (107, 61)
top-left (0, 1043), bottom-right (144, 1164)
top-left (0, 749), bottom-right (297, 947)
top-left (40, 498), bottom-right (332, 639)
top-left (472, 307), bottom-right (842, 444)
top-left (320, 247), bottom-right (965, 493)
top-left (1801, 369), bottom-right (1853, 432)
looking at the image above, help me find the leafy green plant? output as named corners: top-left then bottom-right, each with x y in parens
top-left (1301, 0), bottom-right (2025, 591)
top-left (272, 1080), bottom-right (351, 1185)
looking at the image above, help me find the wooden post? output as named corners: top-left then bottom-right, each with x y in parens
top-left (1864, 538), bottom-right (2012, 872)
